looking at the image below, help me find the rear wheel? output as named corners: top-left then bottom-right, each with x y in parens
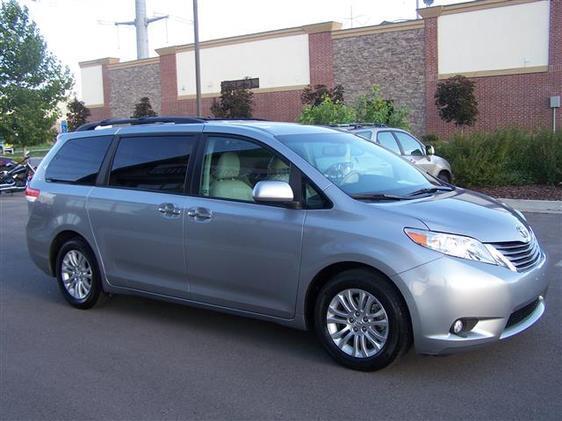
top-left (55, 238), bottom-right (107, 309)
top-left (314, 269), bottom-right (411, 371)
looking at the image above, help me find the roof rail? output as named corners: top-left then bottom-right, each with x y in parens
top-left (327, 123), bottom-right (388, 129)
top-left (76, 116), bottom-right (205, 131)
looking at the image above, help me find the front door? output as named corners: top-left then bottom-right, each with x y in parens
top-left (185, 135), bottom-right (305, 318)
top-left (392, 131), bottom-right (434, 172)
top-left (88, 134), bottom-right (196, 298)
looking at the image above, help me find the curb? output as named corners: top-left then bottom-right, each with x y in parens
top-left (500, 198), bottom-right (562, 214)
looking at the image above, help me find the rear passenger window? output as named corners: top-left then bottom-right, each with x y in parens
top-left (109, 136), bottom-right (193, 193)
top-left (354, 130), bottom-right (372, 140)
top-left (46, 136), bottom-right (111, 185)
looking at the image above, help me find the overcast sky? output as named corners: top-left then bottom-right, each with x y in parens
top-left (17, 0), bottom-right (467, 97)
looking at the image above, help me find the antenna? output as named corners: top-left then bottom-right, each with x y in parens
top-left (115, 0), bottom-right (168, 59)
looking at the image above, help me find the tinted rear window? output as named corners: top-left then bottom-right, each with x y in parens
top-left (109, 136), bottom-right (194, 193)
top-left (46, 136), bottom-right (112, 185)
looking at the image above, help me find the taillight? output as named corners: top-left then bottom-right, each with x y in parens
top-left (25, 186), bottom-right (40, 202)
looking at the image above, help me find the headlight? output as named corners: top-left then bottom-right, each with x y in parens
top-left (404, 228), bottom-right (506, 267)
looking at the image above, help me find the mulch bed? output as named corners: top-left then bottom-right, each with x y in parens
top-left (472, 185), bottom-right (562, 201)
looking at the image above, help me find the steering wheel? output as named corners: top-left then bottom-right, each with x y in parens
top-left (324, 162), bottom-right (359, 185)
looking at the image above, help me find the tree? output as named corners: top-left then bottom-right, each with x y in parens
top-left (301, 84), bottom-right (344, 107)
top-left (210, 83), bottom-right (254, 118)
top-left (354, 85), bottom-right (410, 129)
top-left (66, 97), bottom-right (90, 131)
top-left (131, 97), bottom-right (157, 118)
top-left (435, 75), bottom-right (478, 130)
top-left (298, 97), bottom-right (356, 125)
top-left (0, 0), bottom-right (73, 148)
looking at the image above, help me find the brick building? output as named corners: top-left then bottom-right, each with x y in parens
top-left (79, 0), bottom-right (561, 137)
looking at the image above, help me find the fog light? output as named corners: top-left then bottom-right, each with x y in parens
top-left (452, 319), bottom-right (464, 334)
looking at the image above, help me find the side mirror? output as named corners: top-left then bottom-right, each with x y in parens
top-left (252, 180), bottom-right (294, 203)
top-left (426, 145), bottom-right (435, 156)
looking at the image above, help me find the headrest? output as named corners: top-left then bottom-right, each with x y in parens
top-left (267, 157), bottom-right (290, 181)
top-left (215, 152), bottom-right (241, 179)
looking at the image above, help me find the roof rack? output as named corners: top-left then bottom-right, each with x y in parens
top-left (76, 116), bottom-right (205, 131)
top-left (328, 123), bottom-right (388, 129)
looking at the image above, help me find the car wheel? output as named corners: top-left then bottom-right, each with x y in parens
top-left (314, 269), bottom-right (411, 371)
top-left (437, 171), bottom-right (451, 184)
top-left (55, 238), bottom-right (107, 309)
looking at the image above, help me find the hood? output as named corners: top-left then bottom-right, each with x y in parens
top-left (369, 189), bottom-right (530, 243)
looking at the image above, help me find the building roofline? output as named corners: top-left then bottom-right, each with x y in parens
top-left (418, 0), bottom-right (544, 19)
top-left (155, 21), bottom-right (342, 55)
top-left (332, 19), bottom-right (424, 39)
top-left (78, 57), bottom-right (120, 68)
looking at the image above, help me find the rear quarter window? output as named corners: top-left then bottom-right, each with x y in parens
top-left (45, 136), bottom-right (112, 185)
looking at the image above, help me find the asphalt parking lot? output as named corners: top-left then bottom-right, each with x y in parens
top-left (1, 193), bottom-right (560, 420)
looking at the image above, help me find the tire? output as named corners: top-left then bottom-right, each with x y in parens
top-left (314, 269), bottom-right (411, 371)
top-left (55, 238), bottom-right (107, 309)
top-left (437, 171), bottom-right (451, 184)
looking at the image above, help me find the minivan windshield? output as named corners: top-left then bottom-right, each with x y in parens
top-left (278, 132), bottom-right (446, 198)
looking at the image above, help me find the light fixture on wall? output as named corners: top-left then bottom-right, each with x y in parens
top-left (550, 96), bottom-right (560, 133)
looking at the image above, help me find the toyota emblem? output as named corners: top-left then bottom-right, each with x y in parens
top-left (517, 225), bottom-right (530, 241)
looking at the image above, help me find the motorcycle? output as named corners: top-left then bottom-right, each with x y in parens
top-left (0, 153), bottom-right (36, 194)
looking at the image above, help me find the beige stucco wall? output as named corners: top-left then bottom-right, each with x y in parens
top-left (437, 0), bottom-right (550, 75)
top-left (175, 34), bottom-right (310, 96)
top-left (80, 64), bottom-right (104, 106)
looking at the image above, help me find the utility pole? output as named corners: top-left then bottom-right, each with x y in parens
top-left (192, 0), bottom-right (202, 117)
top-left (115, 0), bottom-right (168, 59)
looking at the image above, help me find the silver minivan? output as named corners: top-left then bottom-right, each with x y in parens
top-left (350, 126), bottom-right (453, 183)
top-left (26, 118), bottom-right (549, 371)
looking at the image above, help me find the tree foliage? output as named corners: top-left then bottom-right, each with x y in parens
top-left (66, 97), bottom-right (90, 131)
top-left (434, 75), bottom-right (478, 128)
top-left (0, 0), bottom-right (73, 146)
top-left (298, 96), bottom-right (356, 125)
top-left (210, 83), bottom-right (254, 118)
top-left (354, 85), bottom-right (410, 129)
top-left (301, 84), bottom-right (344, 107)
top-left (131, 96), bottom-right (157, 118)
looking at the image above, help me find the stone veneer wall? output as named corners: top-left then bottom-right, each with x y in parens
top-left (108, 63), bottom-right (161, 118)
top-left (333, 28), bottom-right (426, 135)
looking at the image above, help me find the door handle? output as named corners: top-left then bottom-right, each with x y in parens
top-left (187, 207), bottom-right (213, 220)
top-left (158, 203), bottom-right (181, 216)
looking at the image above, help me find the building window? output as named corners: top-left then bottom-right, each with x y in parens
top-left (220, 78), bottom-right (259, 91)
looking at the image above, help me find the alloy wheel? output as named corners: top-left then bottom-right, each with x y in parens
top-left (326, 288), bottom-right (389, 358)
top-left (60, 250), bottom-right (93, 300)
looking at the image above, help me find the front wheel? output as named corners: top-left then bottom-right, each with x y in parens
top-left (437, 171), bottom-right (451, 184)
top-left (314, 269), bottom-right (411, 371)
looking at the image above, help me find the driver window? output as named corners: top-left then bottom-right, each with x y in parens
top-left (200, 136), bottom-right (290, 203)
top-left (393, 132), bottom-right (424, 156)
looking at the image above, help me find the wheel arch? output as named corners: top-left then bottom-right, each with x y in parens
top-left (49, 230), bottom-right (91, 276)
top-left (303, 261), bottom-right (413, 333)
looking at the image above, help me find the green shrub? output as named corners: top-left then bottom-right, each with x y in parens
top-left (435, 129), bottom-right (562, 187)
top-left (420, 134), bottom-right (440, 145)
top-left (354, 85), bottom-right (410, 130)
top-left (298, 97), bottom-right (356, 125)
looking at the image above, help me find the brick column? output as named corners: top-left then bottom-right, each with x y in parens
top-left (159, 53), bottom-right (179, 115)
top-left (304, 22), bottom-right (342, 87)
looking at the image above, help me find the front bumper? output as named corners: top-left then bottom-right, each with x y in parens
top-left (392, 252), bottom-right (549, 355)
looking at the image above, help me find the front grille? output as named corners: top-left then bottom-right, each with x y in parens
top-left (488, 238), bottom-right (542, 272)
top-left (505, 298), bottom-right (540, 329)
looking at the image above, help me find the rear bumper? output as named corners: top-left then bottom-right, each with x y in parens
top-left (392, 252), bottom-right (549, 355)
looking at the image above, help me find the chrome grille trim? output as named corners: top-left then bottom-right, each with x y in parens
top-left (487, 238), bottom-right (542, 272)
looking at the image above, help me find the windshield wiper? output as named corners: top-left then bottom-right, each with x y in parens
top-left (351, 193), bottom-right (411, 201)
top-left (408, 186), bottom-right (454, 197)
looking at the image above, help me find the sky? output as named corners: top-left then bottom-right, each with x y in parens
top-left (16, 0), bottom-right (468, 97)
